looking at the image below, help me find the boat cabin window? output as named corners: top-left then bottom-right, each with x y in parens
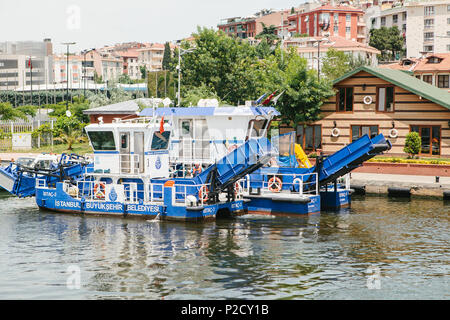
top-left (151, 131), bottom-right (171, 150)
top-left (87, 131), bottom-right (116, 151)
top-left (120, 133), bottom-right (128, 149)
top-left (248, 119), bottom-right (268, 138)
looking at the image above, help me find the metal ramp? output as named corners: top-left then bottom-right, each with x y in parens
top-left (0, 154), bottom-right (91, 198)
top-left (195, 137), bottom-right (275, 200)
top-left (316, 133), bottom-right (391, 186)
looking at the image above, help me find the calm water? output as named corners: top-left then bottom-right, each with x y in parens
top-left (0, 191), bottom-right (448, 300)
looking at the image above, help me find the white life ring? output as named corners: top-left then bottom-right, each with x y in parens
top-left (363, 96), bottom-right (373, 105)
top-left (331, 128), bottom-right (340, 137)
top-left (389, 128), bottom-right (399, 139)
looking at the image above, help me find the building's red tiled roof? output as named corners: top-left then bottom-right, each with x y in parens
top-left (307, 4), bottom-right (364, 13)
top-left (414, 53), bottom-right (450, 72)
top-left (380, 53), bottom-right (450, 73)
top-left (285, 36), bottom-right (380, 53)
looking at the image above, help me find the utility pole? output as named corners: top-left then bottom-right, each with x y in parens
top-left (62, 42), bottom-right (76, 111)
top-left (176, 45), bottom-right (196, 106)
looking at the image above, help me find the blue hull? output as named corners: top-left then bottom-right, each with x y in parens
top-left (35, 183), bottom-right (246, 222)
top-left (320, 189), bottom-right (351, 210)
top-left (245, 194), bottom-right (321, 216)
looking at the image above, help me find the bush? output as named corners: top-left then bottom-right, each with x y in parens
top-left (403, 132), bottom-right (421, 158)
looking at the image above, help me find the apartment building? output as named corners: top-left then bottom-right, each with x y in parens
top-left (116, 50), bottom-right (141, 80)
top-left (287, 4), bottom-right (367, 43)
top-left (284, 36), bottom-right (380, 71)
top-left (53, 54), bottom-right (82, 85)
top-left (138, 43), bottom-right (169, 72)
top-left (0, 39), bottom-right (54, 90)
top-left (366, 0), bottom-right (450, 58)
top-left (218, 9), bottom-right (290, 39)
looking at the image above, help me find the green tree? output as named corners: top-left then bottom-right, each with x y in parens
top-left (53, 116), bottom-right (87, 151)
top-left (0, 102), bottom-right (27, 121)
top-left (255, 23), bottom-right (278, 46)
top-left (321, 48), bottom-right (352, 81)
top-left (118, 74), bottom-right (133, 84)
top-left (369, 26), bottom-right (404, 61)
top-left (181, 84), bottom-right (221, 107)
top-left (254, 48), bottom-right (334, 125)
top-left (16, 105), bottom-right (37, 117)
top-left (179, 27), bottom-right (261, 105)
top-left (403, 132), bottom-right (421, 158)
top-left (162, 42), bottom-right (172, 71)
top-left (277, 53), bottom-right (335, 125)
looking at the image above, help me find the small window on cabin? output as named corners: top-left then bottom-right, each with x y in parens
top-left (181, 120), bottom-right (191, 136)
top-left (377, 86), bottom-right (394, 112)
top-left (337, 87), bottom-right (353, 112)
top-left (151, 131), bottom-right (171, 150)
top-left (87, 131), bottom-right (116, 151)
top-left (120, 134), bottom-right (128, 149)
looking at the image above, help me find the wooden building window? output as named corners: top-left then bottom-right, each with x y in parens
top-left (351, 125), bottom-right (378, 142)
top-left (377, 86), bottom-right (395, 112)
top-left (297, 125), bottom-right (322, 151)
top-left (422, 75), bottom-right (433, 84)
top-left (411, 125), bottom-right (441, 155)
top-left (336, 87), bottom-right (353, 112)
top-left (437, 75), bottom-right (449, 88)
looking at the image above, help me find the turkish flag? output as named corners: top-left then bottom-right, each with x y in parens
top-left (160, 117), bottom-right (165, 134)
top-left (27, 58), bottom-right (32, 69)
top-left (262, 90), bottom-right (277, 105)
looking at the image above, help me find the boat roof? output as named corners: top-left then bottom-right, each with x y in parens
top-left (139, 106), bottom-right (280, 117)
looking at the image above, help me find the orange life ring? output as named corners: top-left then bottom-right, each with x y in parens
top-left (234, 182), bottom-right (241, 197)
top-left (93, 182), bottom-right (106, 199)
top-left (192, 165), bottom-right (202, 176)
top-left (268, 177), bottom-right (282, 193)
top-left (228, 144), bottom-right (238, 153)
top-left (199, 185), bottom-right (209, 203)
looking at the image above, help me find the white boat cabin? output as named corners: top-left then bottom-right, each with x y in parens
top-left (139, 106), bottom-right (280, 167)
top-left (84, 120), bottom-right (172, 178)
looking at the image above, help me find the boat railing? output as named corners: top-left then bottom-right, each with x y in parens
top-left (245, 172), bottom-right (320, 196)
top-left (36, 178), bottom-right (48, 189)
top-left (172, 182), bottom-right (212, 207)
top-left (119, 154), bottom-right (141, 175)
top-left (69, 180), bottom-right (213, 207)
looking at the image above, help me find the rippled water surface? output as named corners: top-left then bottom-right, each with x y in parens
top-left (0, 191), bottom-right (448, 300)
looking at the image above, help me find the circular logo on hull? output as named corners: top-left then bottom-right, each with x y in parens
top-left (109, 187), bottom-right (118, 202)
top-left (155, 157), bottom-right (162, 170)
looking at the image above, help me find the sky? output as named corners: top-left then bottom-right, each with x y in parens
top-left (0, 0), bottom-right (309, 54)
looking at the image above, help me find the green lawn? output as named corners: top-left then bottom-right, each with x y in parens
top-left (5, 142), bottom-right (93, 155)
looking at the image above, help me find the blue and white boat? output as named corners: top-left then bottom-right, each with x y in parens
top-left (139, 105), bottom-right (392, 215)
top-left (1, 115), bottom-right (275, 222)
top-left (0, 104), bottom-right (391, 221)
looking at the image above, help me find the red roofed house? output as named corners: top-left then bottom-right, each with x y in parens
top-left (287, 4), bottom-right (367, 43)
top-left (381, 53), bottom-right (450, 92)
top-left (116, 49), bottom-right (141, 80)
top-left (284, 36), bottom-right (380, 71)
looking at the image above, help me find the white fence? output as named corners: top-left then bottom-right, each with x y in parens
top-left (0, 119), bottom-right (54, 151)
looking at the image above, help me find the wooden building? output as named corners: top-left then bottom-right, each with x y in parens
top-left (283, 66), bottom-right (450, 157)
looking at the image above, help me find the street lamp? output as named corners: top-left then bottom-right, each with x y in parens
top-left (176, 45), bottom-right (196, 106)
top-left (312, 37), bottom-right (331, 80)
top-left (81, 48), bottom-right (95, 98)
top-left (62, 42), bottom-right (76, 111)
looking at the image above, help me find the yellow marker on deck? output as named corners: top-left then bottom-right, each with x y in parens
top-left (294, 144), bottom-right (312, 168)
